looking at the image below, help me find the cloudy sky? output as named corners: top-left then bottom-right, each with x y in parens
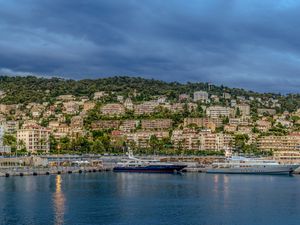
top-left (0, 0), bottom-right (299, 93)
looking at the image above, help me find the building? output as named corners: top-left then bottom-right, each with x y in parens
top-left (3, 120), bottom-right (19, 134)
top-left (117, 95), bottom-right (124, 102)
top-left (17, 125), bottom-right (50, 153)
top-left (237, 125), bottom-right (253, 134)
top-left (193, 91), bottom-right (208, 102)
top-left (171, 129), bottom-right (233, 151)
top-left (83, 101), bottom-right (96, 111)
top-left (141, 119), bottom-right (172, 130)
top-left (48, 121), bottom-right (60, 131)
top-left (101, 103), bottom-right (125, 116)
top-left (120, 120), bottom-right (139, 132)
top-left (210, 95), bottom-right (219, 102)
top-left (235, 104), bottom-right (250, 116)
top-left (93, 91), bottom-right (108, 100)
top-left (256, 120), bottom-right (271, 132)
top-left (91, 120), bottom-right (120, 130)
top-left (224, 124), bottom-right (237, 133)
top-left (0, 126), bottom-right (11, 154)
top-left (230, 99), bottom-right (237, 107)
top-left (170, 103), bottom-right (184, 112)
top-left (179, 94), bottom-right (190, 101)
top-left (126, 131), bottom-right (169, 148)
top-left (124, 98), bottom-right (134, 110)
top-left (134, 101), bottom-right (158, 115)
top-left (63, 101), bottom-right (80, 114)
top-left (70, 116), bottom-right (83, 128)
top-left (57, 95), bottom-right (75, 101)
top-left (257, 108), bottom-right (276, 116)
top-left (257, 133), bottom-right (300, 163)
top-left (183, 118), bottom-right (216, 131)
top-left (206, 106), bottom-right (230, 118)
top-left (223, 93), bottom-right (231, 99)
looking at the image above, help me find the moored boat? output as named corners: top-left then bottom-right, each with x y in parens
top-left (113, 151), bottom-right (186, 173)
top-left (206, 156), bottom-right (299, 175)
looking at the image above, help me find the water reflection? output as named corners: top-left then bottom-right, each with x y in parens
top-left (53, 175), bottom-right (65, 225)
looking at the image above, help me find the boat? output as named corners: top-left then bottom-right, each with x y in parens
top-left (206, 156), bottom-right (299, 175)
top-left (113, 151), bottom-right (186, 173)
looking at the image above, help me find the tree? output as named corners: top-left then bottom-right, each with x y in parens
top-left (234, 134), bottom-right (249, 152)
top-left (236, 107), bottom-right (241, 117)
top-left (3, 134), bottom-right (17, 154)
top-left (91, 139), bottom-right (105, 154)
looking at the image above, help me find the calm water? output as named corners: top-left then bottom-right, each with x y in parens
top-left (0, 173), bottom-right (300, 225)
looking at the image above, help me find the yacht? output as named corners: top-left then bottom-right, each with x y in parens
top-left (206, 156), bottom-right (299, 175)
top-left (113, 151), bottom-right (186, 173)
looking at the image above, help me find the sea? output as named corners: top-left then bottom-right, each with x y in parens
top-left (0, 172), bottom-right (300, 225)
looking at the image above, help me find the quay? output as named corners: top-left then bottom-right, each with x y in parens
top-left (0, 166), bottom-right (110, 177)
top-left (0, 155), bottom-right (112, 177)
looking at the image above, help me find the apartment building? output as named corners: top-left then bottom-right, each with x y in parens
top-left (255, 120), bottom-right (271, 132)
top-left (3, 120), bottom-right (19, 134)
top-left (57, 95), bottom-right (75, 101)
top-left (63, 101), bottom-right (80, 114)
top-left (83, 101), bottom-right (96, 111)
top-left (141, 119), bottom-right (172, 130)
top-left (171, 129), bottom-right (233, 151)
top-left (183, 117), bottom-right (217, 131)
top-left (126, 131), bottom-right (169, 148)
top-left (17, 125), bottom-right (50, 153)
top-left (257, 133), bottom-right (300, 163)
top-left (70, 116), bottom-right (83, 128)
top-left (179, 94), bottom-right (190, 101)
top-left (101, 103), bottom-right (125, 116)
top-left (193, 91), bottom-right (208, 102)
top-left (91, 120), bottom-right (120, 130)
top-left (93, 91), bottom-right (108, 100)
top-left (258, 134), bottom-right (300, 152)
top-left (120, 120), bottom-right (139, 132)
top-left (206, 106), bottom-right (230, 118)
top-left (134, 101), bottom-right (158, 115)
top-left (235, 104), bottom-right (250, 116)
top-left (224, 124), bottom-right (237, 133)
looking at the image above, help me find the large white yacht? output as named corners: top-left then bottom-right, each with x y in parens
top-left (206, 156), bottom-right (299, 175)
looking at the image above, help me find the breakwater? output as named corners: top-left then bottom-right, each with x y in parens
top-left (0, 166), bottom-right (110, 177)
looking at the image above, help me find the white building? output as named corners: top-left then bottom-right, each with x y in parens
top-left (206, 106), bottom-right (230, 118)
top-left (236, 104), bottom-right (250, 116)
top-left (193, 91), bottom-right (209, 102)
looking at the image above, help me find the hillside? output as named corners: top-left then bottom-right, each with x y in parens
top-left (0, 75), bottom-right (298, 112)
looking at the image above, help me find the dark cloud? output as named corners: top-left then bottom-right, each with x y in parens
top-left (0, 0), bottom-right (300, 93)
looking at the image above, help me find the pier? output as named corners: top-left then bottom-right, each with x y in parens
top-left (0, 166), bottom-right (111, 177)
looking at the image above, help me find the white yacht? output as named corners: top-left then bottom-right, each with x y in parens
top-left (206, 156), bottom-right (299, 175)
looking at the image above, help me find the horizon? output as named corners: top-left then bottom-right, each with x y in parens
top-left (1, 0), bottom-right (300, 93)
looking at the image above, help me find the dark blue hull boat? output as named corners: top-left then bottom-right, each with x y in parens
top-left (113, 165), bottom-right (186, 173)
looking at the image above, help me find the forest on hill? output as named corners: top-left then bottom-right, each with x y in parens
top-left (0, 75), bottom-right (299, 112)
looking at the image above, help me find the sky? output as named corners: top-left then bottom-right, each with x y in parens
top-left (0, 0), bottom-right (300, 93)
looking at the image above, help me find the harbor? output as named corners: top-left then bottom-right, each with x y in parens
top-left (1, 172), bottom-right (300, 225)
top-left (1, 154), bottom-right (300, 177)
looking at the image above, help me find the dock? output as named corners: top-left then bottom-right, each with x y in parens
top-left (0, 166), bottom-right (111, 177)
